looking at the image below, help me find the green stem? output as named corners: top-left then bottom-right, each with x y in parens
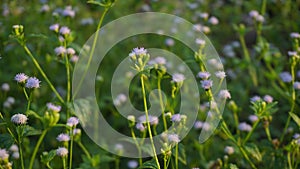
top-left (28, 129), bottom-right (48, 169)
top-left (23, 88), bottom-right (29, 100)
top-left (264, 126), bottom-right (272, 142)
top-left (62, 157), bottom-right (67, 169)
top-left (175, 144), bottom-right (178, 169)
top-left (22, 45), bottom-right (64, 103)
top-left (261, 0), bottom-right (267, 15)
top-left (130, 128), bottom-right (142, 166)
top-left (243, 120), bottom-right (260, 145)
top-left (239, 34), bottom-right (258, 86)
top-left (69, 128), bottom-right (74, 169)
top-left (18, 134), bottom-right (25, 169)
top-left (141, 75), bottom-right (161, 169)
top-left (287, 152), bottom-right (292, 169)
top-left (65, 46), bottom-right (71, 119)
top-left (158, 77), bottom-right (167, 131)
top-left (73, 7), bottom-right (109, 99)
top-left (239, 146), bottom-right (257, 169)
top-left (26, 92), bottom-right (32, 112)
top-left (115, 157), bottom-right (120, 169)
top-left (163, 155), bottom-right (168, 169)
top-left (77, 141), bottom-right (92, 159)
top-left (233, 110), bottom-right (240, 136)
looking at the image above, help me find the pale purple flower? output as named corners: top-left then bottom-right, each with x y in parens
top-left (215, 71), bottom-right (226, 79)
top-left (168, 134), bottom-right (180, 143)
top-left (165, 38), bottom-right (175, 46)
top-left (80, 18), bottom-right (94, 25)
top-left (251, 96), bottom-right (261, 102)
top-left (249, 10), bottom-right (259, 18)
top-left (195, 38), bottom-right (206, 46)
top-left (280, 72), bottom-right (292, 82)
top-left (256, 15), bottom-right (264, 22)
top-left (202, 26), bottom-right (210, 34)
top-left (199, 12), bottom-right (209, 19)
top-left (224, 146), bottom-right (234, 155)
top-left (11, 113), bottom-right (28, 125)
top-left (138, 115), bottom-right (158, 125)
top-left (14, 73), bottom-right (28, 83)
top-left (62, 6), bottom-right (75, 18)
top-left (136, 123), bottom-right (145, 132)
top-left (56, 133), bottom-right (70, 142)
top-left (46, 103), bottom-right (61, 112)
top-left (59, 26), bottom-right (70, 35)
top-left (25, 77), bottom-right (41, 88)
top-left (197, 71), bottom-right (210, 79)
top-left (9, 144), bottom-right (18, 152)
top-left (294, 81), bottom-right (300, 90)
top-left (194, 121), bottom-right (203, 129)
top-left (153, 56), bottom-right (167, 65)
top-left (6, 97), bottom-right (15, 105)
top-left (172, 73), bottom-right (185, 83)
top-left (67, 117), bottom-right (79, 127)
top-left (56, 147), bottom-right (68, 157)
top-left (238, 122), bottom-right (252, 132)
top-left (130, 47), bottom-right (147, 56)
top-left (73, 128), bottom-right (81, 135)
top-left (128, 160), bottom-right (138, 168)
top-left (193, 24), bottom-right (202, 32)
top-left (201, 80), bottom-right (213, 89)
top-left (288, 51), bottom-right (298, 57)
top-left (293, 133), bottom-right (300, 139)
top-left (58, 36), bottom-right (65, 42)
top-left (40, 4), bottom-right (50, 12)
top-left (290, 32), bottom-right (300, 39)
top-left (0, 149), bottom-right (9, 160)
top-left (12, 152), bottom-right (19, 159)
top-left (70, 55), bottom-right (79, 63)
top-left (263, 95), bottom-right (273, 103)
top-left (218, 90), bottom-right (231, 99)
top-left (49, 23), bottom-right (59, 32)
top-left (67, 48), bottom-right (75, 55)
top-left (208, 16), bottom-right (219, 25)
top-left (127, 115), bottom-right (135, 122)
top-left (202, 122), bottom-right (210, 131)
top-left (248, 115), bottom-right (259, 123)
top-left (54, 46), bottom-right (66, 56)
top-left (1, 83), bottom-right (10, 91)
top-left (171, 114), bottom-right (181, 122)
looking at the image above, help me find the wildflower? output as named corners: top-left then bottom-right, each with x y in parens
top-left (279, 72), bottom-right (292, 82)
top-left (129, 47), bottom-right (149, 71)
top-left (80, 18), bottom-right (94, 25)
top-left (208, 16), bottom-right (219, 25)
top-left (11, 113), bottom-right (27, 125)
top-left (288, 51), bottom-right (298, 57)
top-left (59, 26), bottom-right (70, 35)
top-left (197, 71), bottom-right (210, 79)
top-left (249, 10), bottom-right (259, 18)
top-left (202, 26), bottom-right (210, 34)
top-left (3, 101), bottom-right (11, 108)
top-left (7, 97), bottom-right (15, 104)
top-left (55, 46), bottom-right (66, 56)
top-left (127, 115), bottom-right (135, 122)
top-left (130, 47), bottom-right (147, 56)
top-left (194, 121), bottom-right (203, 129)
top-left (113, 94), bottom-right (127, 106)
top-left (70, 55), bottom-right (79, 63)
top-left (128, 160), bottom-right (138, 169)
top-left (168, 134), bottom-right (180, 143)
top-left (47, 103), bottom-right (61, 112)
top-left (201, 80), bottom-right (213, 90)
top-left (138, 115), bottom-right (158, 125)
top-left (1, 83), bottom-right (10, 91)
top-left (195, 38), bottom-right (206, 46)
top-left (62, 6), bottom-right (75, 18)
top-left (294, 81), bottom-right (300, 90)
top-left (14, 73), bottom-right (28, 83)
top-left (250, 95), bottom-right (261, 102)
top-left (202, 122), bottom-right (210, 131)
top-left (49, 23), bottom-right (59, 32)
top-left (136, 123), bottom-right (145, 132)
top-left (248, 115), bottom-right (259, 123)
top-left (73, 129), bottom-right (81, 136)
top-left (238, 122), bottom-right (252, 132)
top-left (66, 48), bottom-right (75, 55)
top-left (56, 133), bottom-right (70, 142)
top-left (152, 56), bottom-right (167, 65)
top-left (224, 146), bottom-right (234, 155)
top-left (171, 114), bottom-right (181, 122)
top-left (25, 77), bottom-right (41, 88)
top-left (40, 4), bottom-right (50, 13)
top-left (256, 15), bottom-right (264, 22)
top-left (199, 12), bottom-right (209, 19)
top-left (218, 90), bottom-right (231, 99)
top-left (12, 152), bottom-right (19, 159)
top-left (165, 38), bottom-right (175, 46)
top-left (67, 117), bottom-right (79, 127)
top-left (263, 95), bottom-right (273, 103)
top-left (215, 71), bottom-right (226, 79)
top-left (9, 144), bottom-right (18, 152)
top-left (56, 147), bottom-right (68, 157)
top-left (290, 32), bottom-right (300, 39)
top-left (293, 133), bottom-right (300, 139)
top-left (0, 149), bottom-right (9, 161)
top-left (172, 73), bottom-right (185, 83)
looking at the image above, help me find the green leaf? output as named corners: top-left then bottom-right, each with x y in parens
top-left (23, 125), bottom-right (42, 137)
top-left (40, 150), bottom-right (56, 164)
top-left (289, 112), bottom-right (300, 127)
top-left (245, 143), bottom-right (262, 162)
top-left (172, 144), bottom-right (187, 165)
top-left (0, 134), bottom-right (14, 149)
top-left (138, 159), bottom-right (158, 169)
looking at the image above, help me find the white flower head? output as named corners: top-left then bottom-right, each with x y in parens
top-left (201, 80), bottom-right (213, 90)
top-left (67, 48), bottom-right (76, 55)
top-left (56, 147), bottom-right (68, 157)
top-left (195, 38), bottom-right (206, 46)
top-left (55, 46), bottom-right (66, 56)
top-left (47, 103), bottom-right (61, 113)
top-left (168, 134), bottom-right (180, 144)
top-left (11, 113), bottom-right (28, 125)
top-left (224, 146), bottom-right (234, 155)
top-left (1, 83), bottom-right (10, 91)
top-left (248, 115), bottom-right (259, 123)
top-left (9, 144), bottom-right (19, 152)
top-left (208, 16), bottom-right (219, 25)
top-left (294, 81), bottom-right (300, 90)
top-left (62, 6), bottom-right (75, 18)
top-left (215, 71), bottom-right (226, 79)
top-left (238, 122), bottom-right (252, 132)
top-left (25, 77), bottom-right (41, 89)
top-left (49, 24), bottom-right (59, 32)
top-left (56, 133), bottom-right (70, 142)
top-left (165, 38), bottom-right (175, 46)
top-left (171, 114), bottom-right (181, 123)
top-left (218, 90), bottom-right (231, 99)
top-left (14, 73), bottom-right (28, 83)
top-left (128, 160), bottom-right (138, 169)
top-left (197, 71), bottom-right (210, 79)
top-left (67, 117), bottom-right (79, 127)
top-left (59, 26), bottom-right (70, 35)
top-left (263, 95), bottom-right (273, 103)
top-left (0, 149), bottom-right (9, 160)
top-left (290, 32), bottom-right (300, 39)
top-left (172, 73), bottom-right (185, 83)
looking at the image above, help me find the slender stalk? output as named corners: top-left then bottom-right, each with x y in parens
top-left (131, 128), bottom-right (142, 166)
top-left (140, 75), bottom-right (161, 169)
top-left (62, 157), bottom-right (67, 169)
top-left (239, 146), bottom-right (257, 169)
top-left (69, 127), bottom-right (74, 169)
top-left (77, 141), bottom-right (92, 159)
top-left (243, 120), bottom-right (260, 144)
top-left (175, 144), bottom-right (178, 169)
top-left (26, 92), bottom-right (32, 112)
top-left (29, 129), bottom-right (48, 169)
top-left (64, 45), bottom-right (71, 119)
top-left (115, 157), bottom-right (120, 169)
top-left (73, 8), bottom-right (109, 99)
top-left (163, 155), bottom-right (168, 169)
top-left (158, 77), bottom-right (167, 131)
top-left (23, 88), bottom-right (29, 100)
top-left (264, 126), bottom-right (272, 142)
top-left (260, 0), bottom-right (267, 15)
top-left (22, 45), bottom-right (64, 103)
top-left (18, 134), bottom-right (25, 169)
top-left (287, 152), bottom-right (292, 169)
